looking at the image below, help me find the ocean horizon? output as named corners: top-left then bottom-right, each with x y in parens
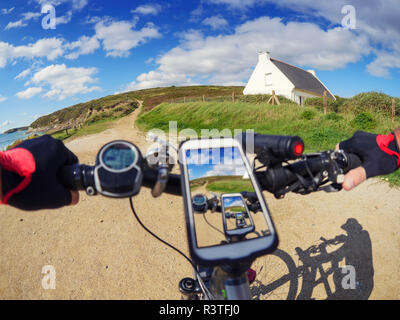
top-left (0, 130), bottom-right (31, 151)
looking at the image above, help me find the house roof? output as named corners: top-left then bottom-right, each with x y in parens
top-left (270, 58), bottom-right (335, 100)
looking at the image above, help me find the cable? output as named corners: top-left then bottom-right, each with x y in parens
top-left (203, 213), bottom-right (225, 236)
top-left (129, 197), bottom-right (196, 269)
top-left (128, 197), bottom-right (214, 299)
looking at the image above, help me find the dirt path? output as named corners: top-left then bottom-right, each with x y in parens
top-left (1, 105), bottom-right (400, 300)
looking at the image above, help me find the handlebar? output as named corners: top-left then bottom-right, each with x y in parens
top-left (59, 148), bottom-right (362, 200)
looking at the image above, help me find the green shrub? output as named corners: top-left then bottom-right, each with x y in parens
top-left (324, 113), bottom-right (343, 121)
top-left (305, 95), bottom-right (348, 113)
top-left (351, 112), bottom-right (377, 130)
top-left (301, 110), bottom-right (315, 120)
top-left (343, 92), bottom-right (400, 116)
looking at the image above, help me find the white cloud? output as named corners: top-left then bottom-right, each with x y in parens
top-left (1, 7), bottom-right (14, 15)
top-left (5, 11), bottom-right (42, 30)
top-left (366, 52), bottom-right (400, 78)
top-left (65, 35), bottom-right (100, 59)
top-left (206, 0), bottom-right (261, 8)
top-left (208, 0), bottom-right (400, 77)
top-left (128, 16), bottom-right (369, 90)
top-left (35, 0), bottom-right (88, 10)
top-left (132, 4), bottom-right (162, 15)
top-left (0, 120), bottom-right (13, 129)
top-left (0, 38), bottom-right (64, 68)
top-left (202, 16), bottom-right (228, 30)
top-left (16, 87), bottom-right (43, 99)
top-left (26, 64), bottom-right (100, 100)
top-left (4, 20), bottom-right (28, 30)
top-left (0, 95), bottom-right (7, 103)
top-left (94, 19), bottom-right (161, 57)
top-left (15, 68), bottom-right (32, 80)
top-left (21, 12), bottom-right (42, 21)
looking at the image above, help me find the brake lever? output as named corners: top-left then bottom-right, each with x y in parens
top-left (151, 166), bottom-right (169, 198)
top-left (318, 183), bottom-right (343, 193)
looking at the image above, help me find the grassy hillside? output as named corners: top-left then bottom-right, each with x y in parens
top-left (137, 94), bottom-right (400, 186)
top-left (30, 86), bottom-right (245, 131)
top-left (137, 101), bottom-right (398, 150)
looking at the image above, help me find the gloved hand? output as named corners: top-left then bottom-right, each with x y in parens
top-left (338, 130), bottom-right (400, 190)
top-left (0, 135), bottom-right (79, 211)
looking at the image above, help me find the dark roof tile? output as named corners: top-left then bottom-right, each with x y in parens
top-left (271, 58), bottom-right (335, 100)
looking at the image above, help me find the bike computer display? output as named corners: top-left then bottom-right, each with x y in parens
top-left (94, 141), bottom-right (143, 198)
top-left (192, 194), bottom-right (208, 213)
top-left (179, 137), bottom-right (278, 266)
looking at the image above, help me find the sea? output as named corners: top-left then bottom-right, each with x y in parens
top-left (0, 130), bottom-right (32, 151)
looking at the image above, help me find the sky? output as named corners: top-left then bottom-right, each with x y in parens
top-left (1, 0), bottom-right (400, 132)
top-left (187, 147), bottom-right (246, 180)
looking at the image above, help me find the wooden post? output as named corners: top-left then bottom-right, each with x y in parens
top-left (232, 91), bottom-right (235, 102)
top-left (323, 91), bottom-right (328, 115)
top-left (184, 97), bottom-right (186, 103)
top-left (393, 98), bottom-right (396, 123)
top-left (203, 95), bottom-right (205, 102)
top-left (267, 90), bottom-right (280, 105)
top-left (65, 128), bottom-right (69, 135)
top-left (267, 91), bottom-right (275, 105)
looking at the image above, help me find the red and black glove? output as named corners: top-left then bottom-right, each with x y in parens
top-left (339, 131), bottom-right (400, 179)
top-left (0, 135), bottom-right (78, 211)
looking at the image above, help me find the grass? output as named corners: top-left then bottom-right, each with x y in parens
top-left (206, 180), bottom-right (254, 193)
top-left (137, 100), bottom-right (400, 186)
top-left (50, 118), bottom-right (118, 141)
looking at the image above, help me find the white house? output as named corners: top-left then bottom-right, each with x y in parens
top-left (243, 52), bottom-right (335, 105)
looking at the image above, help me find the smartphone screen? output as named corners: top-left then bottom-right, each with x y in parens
top-left (185, 145), bottom-right (271, 248)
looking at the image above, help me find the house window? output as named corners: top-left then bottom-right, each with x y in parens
top-left (264, 73), bottom-right (272, 86)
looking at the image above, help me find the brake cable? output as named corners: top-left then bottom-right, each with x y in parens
top-left (129, 197), bottom-right (214, 299)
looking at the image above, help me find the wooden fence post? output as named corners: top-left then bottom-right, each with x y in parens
top-left (184, 97), bottom-right (186, 103)
top-left (267, 90), bottom-right (280, 105)
top-left (232, 91), bottom-right (235, 102)
top-left (393, 98), bottom-right (396, 123)
top-left (323, 91), bottom-right (328, 115)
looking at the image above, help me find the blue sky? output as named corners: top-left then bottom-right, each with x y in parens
top-left (187, 147), bottom-right (246, 180)
top-left (1, 0), bottom-right (399, 132)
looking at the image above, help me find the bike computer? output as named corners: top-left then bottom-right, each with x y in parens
top-left (94, 140), bottom-right (143, 198)
top-left (179, 137), bottom-right (278, 266)
top-left (192, 194), bottom-right (208, 213)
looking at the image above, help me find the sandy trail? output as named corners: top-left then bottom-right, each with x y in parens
top-left (1, 106), bottom-right (400, 300)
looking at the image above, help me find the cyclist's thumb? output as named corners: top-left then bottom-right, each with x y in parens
top-left (343, 166), bottom-right (367, 191)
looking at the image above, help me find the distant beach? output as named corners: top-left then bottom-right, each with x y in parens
top-left (0, 130), bottom-right (31, 150)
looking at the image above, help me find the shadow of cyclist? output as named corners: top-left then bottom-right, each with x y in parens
top-left (298, 218), bottom-right (374, 300)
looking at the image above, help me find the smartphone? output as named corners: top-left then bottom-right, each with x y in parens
top-left (221, 193), bottom-right (255, 238)
top-left (179, 137), bottom-right (278, 266)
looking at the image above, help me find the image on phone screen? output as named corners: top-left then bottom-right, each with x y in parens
top-left (185, 145), bottom-right (271, 248)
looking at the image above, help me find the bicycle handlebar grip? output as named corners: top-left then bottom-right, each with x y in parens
top-left (237, 133), bottom-right (304, 160)
top-left (58, 164), bottom-right (84, 191)
top-left (343, 153), bottom-right (363, 173)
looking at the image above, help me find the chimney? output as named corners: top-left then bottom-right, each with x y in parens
top-left (307, 70), bottom-right (316, 77)
top-left (258, 51), bottom-right (270, 62)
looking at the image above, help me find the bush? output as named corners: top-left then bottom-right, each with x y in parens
top-left (301, 110), bottom-right (315, 120)
top-left (305, 95), bottom-right (348, 113)
top-left (351, 112), bottom-right (377, 130)
top-left (343, 92), bottom-right (400, 116)
top-left (324, 113), bottom-right (343, 121)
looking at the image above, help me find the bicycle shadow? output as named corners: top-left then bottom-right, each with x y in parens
top-left (251, 218), bottom-right (374, 300)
